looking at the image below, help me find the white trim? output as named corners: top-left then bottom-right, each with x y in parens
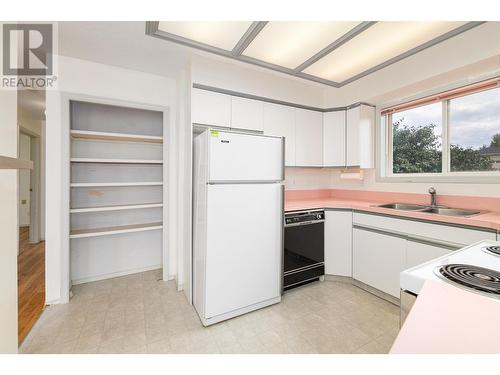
top-left (71, 264), bottom-right (162, 285)
top-left (70, 222), bottom-right (163, 239)
top-left (70, 182), bottom-right (162, 187)
top-left (70, 129), bottom-right (163, 144)
top-left (70, 158), bottom-right (163, 164)
top-left (70, 203), bottom-right (163, 213)
top-left (379, 82), bottom-right (500, 183)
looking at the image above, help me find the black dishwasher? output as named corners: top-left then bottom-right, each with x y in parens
top-left (283, 210), bottom-right (325, 291)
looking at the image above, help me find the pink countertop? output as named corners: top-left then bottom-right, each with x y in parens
top-left (285, 189), bottom-right (500, 232)
top-left (390, 280), bottom-right (500, 354)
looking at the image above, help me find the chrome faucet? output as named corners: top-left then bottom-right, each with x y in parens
top-left (428, 187), bottom-right (437, 207)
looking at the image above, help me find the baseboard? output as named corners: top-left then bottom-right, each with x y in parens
top-left (324, 274), bottom-right (353, 283)
top-left (325, 274), bottom-right (400, 306)
top-left (352, 279), bottom-right (400, 306)
top-left (71, 264), bottom-right (162, 285)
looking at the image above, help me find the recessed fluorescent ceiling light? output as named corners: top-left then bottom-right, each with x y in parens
top-left (304, 21), bottom-right (466, 82)
top-left (157, 21), bottom-right (252, 51)
top-left (243, 21), bottom-right (361, 69)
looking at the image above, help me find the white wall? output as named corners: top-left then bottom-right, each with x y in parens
top-left (18, 133), bottom-right (31, 226)
top-left (45, 55), bottom-right (178, 304)
top-left (18, 109), bottom-right (42, 136)
top-left (0, 89), bottom-right (19, 353)
top-left (191, 55), bottom-right (325, 107)
top-left (285, 168), bottom-right (336, 191)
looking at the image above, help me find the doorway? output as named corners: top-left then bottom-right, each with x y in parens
top-left (17, 89), bottom-right (46, 345)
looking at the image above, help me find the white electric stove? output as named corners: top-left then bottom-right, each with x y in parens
top-left (400, 240), bottom-right (500, 323)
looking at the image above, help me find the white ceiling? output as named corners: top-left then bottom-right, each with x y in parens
top-left (58, 21), bottom-right (191, 78)
top-left (152, 21), bottom-right (482, 87)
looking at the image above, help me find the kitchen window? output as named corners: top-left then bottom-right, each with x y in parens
top-left (381, 77), bottom-right (500, 180)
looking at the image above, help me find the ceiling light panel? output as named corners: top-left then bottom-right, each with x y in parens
top-left (157, 21), bottom-right (252, 51)
top-left (243, 21), bottom-right (361, 69)
top-left (304, 21), bottom-right (466, 82)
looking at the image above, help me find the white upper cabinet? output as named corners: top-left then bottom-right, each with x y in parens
top-left (263, 103), bottom-right (296, 166)
top-left (231, 96), bottom-right (264, 132)
top-left (323, 111), bottom-right (346, 167)
top-left (346, 105), bottom-right (375, 168)
top-left (346, 107), bottom-right (360, 166)
top-left (294, 108), bottom-right (323, 167)
top-left (192, 88), bottom-right (231, 128)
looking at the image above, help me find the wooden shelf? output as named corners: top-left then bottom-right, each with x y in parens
top-left (71, 129), bottom-right (163, 144)
top-left (0, 155), bottom-right (33, 170)
top-left (70, 158), bottom-right (163, 164)
top-left (70, 203), bottom-right (163, 213)
top-left (70, 222), bottom-right (163, 239)
top-left (70, 181), bottom-right (163, 187)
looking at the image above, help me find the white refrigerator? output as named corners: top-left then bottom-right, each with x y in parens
top-left (193, 129), bottom-right (284, 326)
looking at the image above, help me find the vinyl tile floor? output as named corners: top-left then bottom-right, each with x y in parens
top-left (20, 270), bottom-right (400, 354)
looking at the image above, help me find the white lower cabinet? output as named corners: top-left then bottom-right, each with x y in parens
top-left (405, 240), bottom-right (452, 269)
top-left (352, 227), bottom-right (406, 298)
top-left (325, 210), bottom-right (352, 277)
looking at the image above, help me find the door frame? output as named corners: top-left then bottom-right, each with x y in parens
top-left (18, 127), bottom-right (41, 245)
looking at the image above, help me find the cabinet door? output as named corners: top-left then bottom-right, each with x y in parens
top-left (192, 88), bottom-right (231, 127)
top-left (405, 240), bottom-right (452, 269)
top-left (358, 105), bottom-right (375, 169)
top-left (323, 111), bottom-right (346, 167)
top-left (352, 228), bottom-right (406, 298)
top-left (346, 105), bottom-right (375, 168)
top-left (325, 210), bottom-right (352, 277)
top-left (346, 107), bottom-right (360, 167)
top-left (231, 96), bottom-right (264, 132)
top-left (295, 108), bottom-right (323, 167)
top-left (263, 103), bottom-right (296, 166)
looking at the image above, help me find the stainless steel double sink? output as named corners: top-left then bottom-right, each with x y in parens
top-left (376, 203), bottom-right (483, 217)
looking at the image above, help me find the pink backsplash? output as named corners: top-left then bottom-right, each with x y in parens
top-left (285, 189), bottom-right (500, 212)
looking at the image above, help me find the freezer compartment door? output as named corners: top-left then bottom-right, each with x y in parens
top-left (209, 131), bottom-right (283, 182)
top-left (204, 184), bottom-right (282, 318)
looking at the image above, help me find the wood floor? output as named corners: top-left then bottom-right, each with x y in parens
top-left (18, 227), bottom-right (45, 345)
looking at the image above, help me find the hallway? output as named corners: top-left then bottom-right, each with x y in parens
top-left (18, 227), bottom-right (45, 345)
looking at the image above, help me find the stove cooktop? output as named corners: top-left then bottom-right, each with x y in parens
top-left (400, 240), bottom-right (500, 297)
top-left (435, 263), bottom-right (500, 297)
top-left (483, 245), bottom-right (500, 256)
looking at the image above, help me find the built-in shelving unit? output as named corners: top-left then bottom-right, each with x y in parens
top-left (70, 222), bottom-right (163, 239)
top-left (71, 129), bottom-right (163, 144)
top-left (69, 99), bottom-right (165, 285)
top-left (70, 182), bottom-right (163, 187)
top-left (70, 203), bottom-right (163, 213)
top-left (70, 158), bottom-right (163, 164)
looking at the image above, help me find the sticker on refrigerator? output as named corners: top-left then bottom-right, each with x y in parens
top-left (210, 130), bottom-right (219, 137)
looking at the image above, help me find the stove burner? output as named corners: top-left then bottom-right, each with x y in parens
top-left (483, 245), bottom-right (500, 256)
top-left (436, 264), bottom-right (500, 296)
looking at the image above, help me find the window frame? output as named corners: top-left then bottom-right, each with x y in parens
top-left (378, 78), bottom-right (500, 183)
